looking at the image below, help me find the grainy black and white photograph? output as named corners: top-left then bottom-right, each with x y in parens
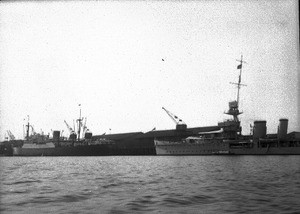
top-left (0, 0), bottom-right (299, 213)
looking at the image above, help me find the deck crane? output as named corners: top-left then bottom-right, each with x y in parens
top-left (162, 107), bottom-right (187, 130)
top-left (6, 130), bottom-right (15, 140)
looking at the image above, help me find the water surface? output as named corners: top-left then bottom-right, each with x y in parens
top-left (1, 156), bottom-right (300, 213)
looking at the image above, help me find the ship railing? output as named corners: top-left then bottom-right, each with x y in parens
top-left (229, 141), bottom-right (253, 149)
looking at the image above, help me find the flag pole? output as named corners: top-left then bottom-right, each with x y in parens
top-left (237, 55), bottom-right (242, 105)
top-left (236, 55), bottom-right (246, 106)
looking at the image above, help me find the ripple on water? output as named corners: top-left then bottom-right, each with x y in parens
top-left (11, 179), bottom-right (42, 185)
top-left (1, 156), bottom-right (300, 214)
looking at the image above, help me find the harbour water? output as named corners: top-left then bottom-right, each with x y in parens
top-left (1, 156), bottom-right (300, 213)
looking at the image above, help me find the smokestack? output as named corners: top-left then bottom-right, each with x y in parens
top-left (53, 131), bottom-right (60, 142)
top-left (278, 119), bottom-right (288, 141)
top-left (253, 121), bottom-right (267, 139)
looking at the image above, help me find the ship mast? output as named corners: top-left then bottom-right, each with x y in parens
top-left (77, 104), bottom-right (82, 141)
top-left (218, 56), bottom-right (247, 138)
top-left (235, 55), bottom-right (247, 107)
top-left (226, 55), bottom-right (247, 122)
top-left (26, 115), bottom-right (30, 141)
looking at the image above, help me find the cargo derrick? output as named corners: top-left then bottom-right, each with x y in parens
top-left (64, 120), bottom-right (77, 140)
top-left (64, 105), bottom-right (92, 142)
top-left (6, 130), bottom-right (15, 140)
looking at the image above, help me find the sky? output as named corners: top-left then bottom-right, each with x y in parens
top-left (0, 0), bottom-right (299, 140)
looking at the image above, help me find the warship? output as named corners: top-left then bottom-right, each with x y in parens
top-left (154, 56), bottom-right (300, 155)
top-left (228, 119), bottom-right (300, 155)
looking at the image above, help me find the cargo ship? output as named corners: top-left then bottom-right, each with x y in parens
top-left (154, 56), bottom-right (300, 155)
top-left (12, 112), bottom-right (115, 156)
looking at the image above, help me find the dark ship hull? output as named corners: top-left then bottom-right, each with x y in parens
top-left (229, 146), bottom-right (300, 155)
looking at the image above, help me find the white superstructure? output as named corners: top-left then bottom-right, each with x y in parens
top-left (155, 136), bottom-right (229, 155)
